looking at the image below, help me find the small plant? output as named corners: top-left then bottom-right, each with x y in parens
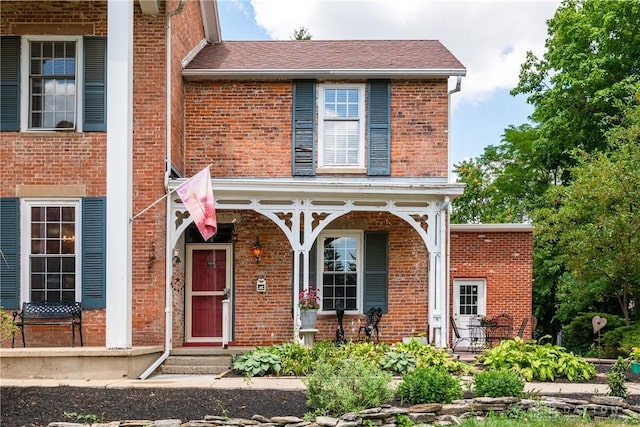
top-left (472, 369), bottom-right (524, 398)
top-left (232, 349), bottom-right (282, 377)
top-left (304, 358), bottom-right (394, 416)
top-left (395, 413), bottom-right (414, 427)
top-left (63, 411), bottom-right (104, 424)
top-left (299, 287), bottom-right (320, 309)
top-left (381, 350), bottom-right (416, 374)
top-left (0, 308), bottom-right (18, 340)
top-left (607, 357), bottom-right (629, 398)
top-left (396, 366), bottom-right (462, 404)
top-left (630, 347), bottom-right (640, 362)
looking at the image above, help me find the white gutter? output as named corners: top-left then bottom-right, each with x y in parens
top-left (183, 68), bottom-right (467, 81)
top-left (140, 0), bottom-right (185, 380)
top-left (445, 75), bottom-right (462, 348)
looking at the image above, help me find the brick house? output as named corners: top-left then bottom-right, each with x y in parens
top-left (0, 0), bottom-right (532, 375)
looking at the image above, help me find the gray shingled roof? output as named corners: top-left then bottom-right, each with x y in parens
top-left (183, 40), bottom-right (466, 80)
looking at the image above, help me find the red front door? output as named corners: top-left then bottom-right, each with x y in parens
top-left (186, 244), bottom-right (231, 343)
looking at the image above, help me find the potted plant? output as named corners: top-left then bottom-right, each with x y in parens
top-left (299, 287), bottom-right (320, 329)
top-left (630, 347), bottom-right (640, 374)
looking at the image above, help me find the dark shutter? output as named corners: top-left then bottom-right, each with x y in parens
top-left (83, 37), bottom-right (107, 131)
top-left (0, 198), bottom-right (20, 309)
top-left (292, 80), bottom-right (316, 176)
top-left (367, 80), bottom-right (391, 175)
top-left (363, 231), bottom-right (388, 313)
top-left (82, 197), bottom-right (106, 308)
top-left (0, 36), bottom-right (20, 131)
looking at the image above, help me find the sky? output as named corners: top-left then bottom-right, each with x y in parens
top-left (215, 0), bottom-right (562, 176)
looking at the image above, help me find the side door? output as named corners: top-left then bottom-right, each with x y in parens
top-left (453, 279), bottom-right (486, 343)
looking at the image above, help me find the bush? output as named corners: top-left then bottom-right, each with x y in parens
top-left (396, 367), bottom-right (462, 404)
top-left (381, 350), bottom-right (416, 374)
top-left (600, 324), bottom-right (640, 358)
top-left (480, 337), bottom-right (596, 382)
top-left (562, 312), bottom-right (625, 355)
top-left (304, 358), bottom-right (394, 416)
top-left (607, 357), bottom-right (630, 398)
top-left (232, 349), bottom-right (282, 377)
top-left (472, 369), bottom-right (524, 398)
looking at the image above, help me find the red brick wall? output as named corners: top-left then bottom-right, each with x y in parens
top-left (222, 211), bottom-right (429, 346)
top-left (184, 79), bottom-right (450, 178)
top-left (449, 230), bottom-right (534, 340)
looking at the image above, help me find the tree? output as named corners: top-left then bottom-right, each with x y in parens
top-left (291, 27), bottom-right (312, 40)
top-left (512, 0), bottom-right (640, 183)
top-left (534, 103), bottom-right (640, 325)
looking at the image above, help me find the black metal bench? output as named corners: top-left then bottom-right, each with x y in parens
top-left (12, 301), bottom-right (83, 348)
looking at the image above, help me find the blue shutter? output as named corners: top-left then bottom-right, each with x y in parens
top-left (292, 80), bottom-right (316, 176)
top-left (363, 231), bottom-right (388, 313)
top-left (83, 37), bottom-right (107, 131)
top-left (82, 197), bottom-right (106, 308)
top-left (367, 80), bottom-right (391, 175)
top-left (0, 198), bottom-right (20, 309)
top-left (1, 36), bottom-right (20, 131)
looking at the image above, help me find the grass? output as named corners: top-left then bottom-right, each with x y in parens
top-left (458, 411), bottom-right (637, 426)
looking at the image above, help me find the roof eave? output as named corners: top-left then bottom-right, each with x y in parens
top-left (182, 68), bottom-right (467, 81)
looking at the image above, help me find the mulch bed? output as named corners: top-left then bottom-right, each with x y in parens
top-left (2, 365), bottom-right (639, 427)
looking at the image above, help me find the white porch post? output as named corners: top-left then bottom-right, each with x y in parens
top-left (105, 0), bottom-right (133, 349)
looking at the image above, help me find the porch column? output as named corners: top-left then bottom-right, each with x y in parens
top-left (105, 0), bottom-right (134, 349)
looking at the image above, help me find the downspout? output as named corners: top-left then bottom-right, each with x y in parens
top-left (444, 75), bottom-right (462, 348)
top-left (140, 0), bottom-right (186, 380)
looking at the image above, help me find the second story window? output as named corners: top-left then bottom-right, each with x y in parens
top-left (318, 84), bottom-right (365, 169)
top-left (28, 40), bottom-right (78, 130)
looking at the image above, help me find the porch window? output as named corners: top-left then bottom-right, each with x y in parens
top-left (22, 200), bottom-right (80, 302)
top-left (318, 232), bottom-right (362, 312)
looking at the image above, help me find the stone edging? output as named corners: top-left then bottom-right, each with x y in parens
top-left (49, 395), bottom-right (640, 427)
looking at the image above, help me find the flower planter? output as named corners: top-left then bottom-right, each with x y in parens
top-left (631, 361), bottom-right (640, 374)
top-left (300, 309), bottom-right (318, 329)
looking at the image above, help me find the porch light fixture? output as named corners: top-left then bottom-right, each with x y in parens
top-left (252, 236), bottom-right (264, 264)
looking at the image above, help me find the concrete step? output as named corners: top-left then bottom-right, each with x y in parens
top-left (159, 354), bottom-right (232, 375)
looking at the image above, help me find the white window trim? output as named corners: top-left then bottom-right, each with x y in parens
top-left (317, 230), bottom-right (364, 314)
top-left (20, 199), bottom-right (82, 303)
top-left (20, 35), bottom-right (84, 132)
top-left (317, 83), bottom-right (366, 169)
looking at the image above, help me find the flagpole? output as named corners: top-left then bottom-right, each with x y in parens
top-left (130, 164), bottom-right (213, 222)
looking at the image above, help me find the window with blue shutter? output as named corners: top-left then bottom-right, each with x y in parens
top-left (0, 198), bottom-right (20, 309)
top-left (292, 80), bottom-right (316, 176)
top-left (363, 231), bottom-right (388, 313)
top-left (0, 36), bottom-right (20, 131)
top-left (82, 197), bottom-right (106, 308)
top-left (367, 80), bottom-right (391, 175)
top-left (83, 36), bottom-right (107, 131)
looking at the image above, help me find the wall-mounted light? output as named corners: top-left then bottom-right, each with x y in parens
top-left (252, 236), bottom-right (264, 264)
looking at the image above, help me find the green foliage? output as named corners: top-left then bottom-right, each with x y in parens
top-left (601, 323), bottom-right (640, 359)
top-left (630, 347), bottom-right (640, 362)
top-left (396, 367), bottom-right (462, 405)
top-left (480, 337), bottom-right (596, 382)
top-left (561, 312), bottom-right (625, 355)
top-left (232, 349), bottom-right (281, 377)
top-left (395, 413), bottom-right (413, 427)
top-left (268, 342), bottom-right (314, 376)
top-left (332, 341), bottom-right (388, 367)
top-left (63, 411), bottom-right (104, 424)
top-left (0, 309), bottom-right (18, 340)
top-left (389, 339), bottom-right (474, 375)
top-left (472, 369), bottom-right (524, 398)
top-left (304, 359), bottom-right (393, 416)
top-left (381, 350), bottom-right (416, 374)
top-left (607, 357), bottom-right (629, 398)
top-left (291, 27), bottom-right (312, 40)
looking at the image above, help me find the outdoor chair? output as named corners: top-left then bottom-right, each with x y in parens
top-left (489, 313), bottom-right (513, 344)
top-left (516, 316), bottom-right (529, 338)
top-left (358, 307), bottom-right (382, 342)
top-left (451, 316), bottom-right (480, 352)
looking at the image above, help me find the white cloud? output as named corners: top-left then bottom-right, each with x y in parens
top-left (249, 0), bottom-right (560, 108)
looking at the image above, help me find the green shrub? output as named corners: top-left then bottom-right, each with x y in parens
top-left (607, 357), bottom-right (629, 398)
top-left (232, 349), bottom-right (281, 377)
top-left (268, 342), bottom-right (314, 376)
top-left (472, 369), bottom-right (524, 398)
top-left (304, 358), bottom-right (394, 416)
top-left (396, 367), bottom-right (462, 404)
top-left (480, 337), bottom-right (596, 382)
top-left (562, 312), bottom-right (624, 355)
top-left (600, 324), bottom-right (640, 358)
top-left (381, 350), bottom-right (416, 374)
top-left (390, 339), bottom-right (474, 375)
